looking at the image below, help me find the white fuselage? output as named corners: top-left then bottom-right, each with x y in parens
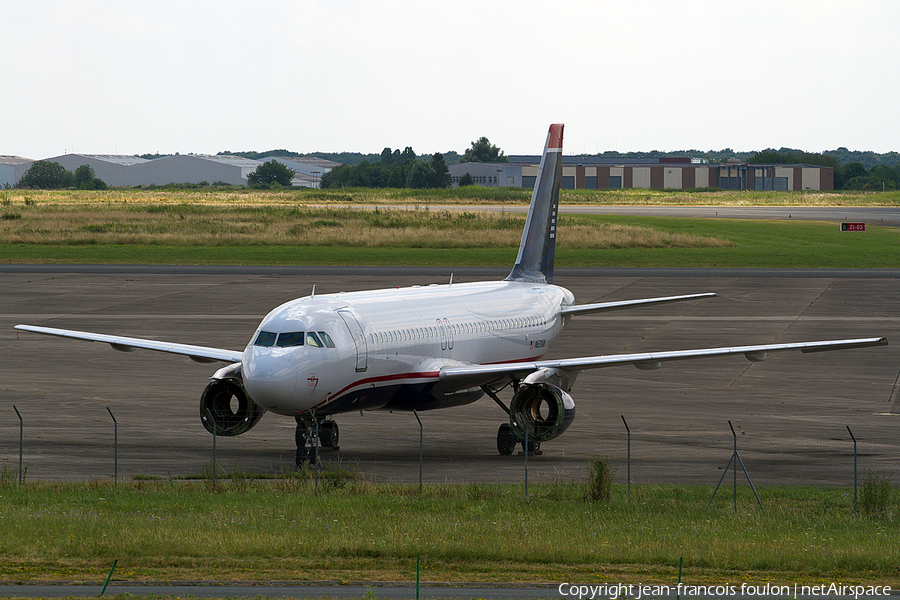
top-left (241, 280), bottom-right (575, 416)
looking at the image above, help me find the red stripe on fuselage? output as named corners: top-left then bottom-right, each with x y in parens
top-left (313, 353), bottom-right (546, 409)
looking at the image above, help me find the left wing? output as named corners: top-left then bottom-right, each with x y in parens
top-left (438, 337), bottom-right (888, 393)
top-left (14, 325), bottom-right (243, 364)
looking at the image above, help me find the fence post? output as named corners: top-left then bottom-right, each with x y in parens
top-left (413, 410), bottom-right (423, 493)
top-left (106, 407), bottom-right (117, 486)
top-left (13, 406), bottom-right (23, 485)
top-left (847, 425), bottom-right (857, 516)
top-left (621, 415), bottom-right (631, 504)
top-left (709, 420), bottom-right (762, 510)
top-left (524, 428), bottom-right (529, 499)
top-left (205, 408), bottom-right (216, 489)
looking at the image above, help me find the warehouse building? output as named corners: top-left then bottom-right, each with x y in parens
top-left (0, 156), bottom-right (33, 188)
top-left (17, 154), bottom-right (338, 188)
top-left (128, 154), bottom-right (260, 186)
top-left (266, 157), bottom-right (341, 188)
top-left (450, 156), bottom-right (834, 191)
top-left (43, 154), bottom-right (150, 187)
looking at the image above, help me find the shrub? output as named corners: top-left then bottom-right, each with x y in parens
top-left (584, 455), bottom-right (615, 503)
top-left (860, 470), bottom-right (894, 516)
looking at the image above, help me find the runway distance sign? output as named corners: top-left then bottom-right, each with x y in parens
top-left (841, 222), bottom-right (866, 231)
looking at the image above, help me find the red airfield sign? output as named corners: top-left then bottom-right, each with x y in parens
top-left (841, 222), bottom-right (866, 232)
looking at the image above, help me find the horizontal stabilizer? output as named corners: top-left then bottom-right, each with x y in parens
top-left (561, 292), bottom-right (717, 316)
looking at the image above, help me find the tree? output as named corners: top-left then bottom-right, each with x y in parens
top-left (836, 162), bottom-right (867, 189)
top-left (458, 173), bottom-right (475, 187)
top-left (74, 165), bottom-right (95, 189)
top-left (19, 160), bottom-right (74, 189)
top-left (400, 146), bottom-right (417, 163)
top-left (749, 149), bottom-right (796, 164)
top-left (429, 153), bottom-right (451, 188)
top-left (405, 161), bottom-right (436, 189)
top-left (460, 136), bottom-right (508, 163)
top-left (247, 160), bottom-right (295, 187)
top-left (73, 164), bottom-right (107, 190)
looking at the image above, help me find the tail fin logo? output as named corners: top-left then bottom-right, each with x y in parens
top-left (505, 124), bottom-right (564, 284)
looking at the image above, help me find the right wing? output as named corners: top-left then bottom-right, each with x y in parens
top-left (14, 325), bottom-right (243, 364)
top-left (438, 337), bottom-right (888, 393)
top-left (560, 292), bottom-right (717, 317)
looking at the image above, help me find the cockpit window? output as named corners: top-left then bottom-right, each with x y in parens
top-left (254, 331), bottom-right (277, 347)
top-left (255, 330), bottom-right (335, 349)
top-left (318, 331), bottom-right (335, 348)
top-left (276, 332), bottom-right (305, 347)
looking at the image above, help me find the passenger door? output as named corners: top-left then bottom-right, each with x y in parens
top-left (338, 310), bottom-right (368, 372)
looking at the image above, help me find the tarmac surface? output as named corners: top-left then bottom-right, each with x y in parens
top-left (2, 266), bottom-right (899, 486)
top-left (2, 265), bottom-right (900, 600)
top-left (335, 205), bottom-right (900, 227)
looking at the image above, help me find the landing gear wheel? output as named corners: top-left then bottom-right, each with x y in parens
top-left (320, 420), bottom-right (339, 450)
top-left (497, 423), bottom-right (516, 456)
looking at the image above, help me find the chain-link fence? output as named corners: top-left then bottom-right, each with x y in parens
top-left (2, 406), bottom-right (897, 495)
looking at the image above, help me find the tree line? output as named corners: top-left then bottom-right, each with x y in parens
top-left (320, 150), bottom-right (452, 189)
top-left (16, 161), bottom-right (107, 190)
top-left (748, 149), bottom-right (899, 190)
top-left (318, 136), bottom-right (507, 189)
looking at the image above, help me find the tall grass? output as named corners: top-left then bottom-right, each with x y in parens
top-left (0, 480), bottom-right (896, 584)
top-left (0, 203), bottom-right (728, 249)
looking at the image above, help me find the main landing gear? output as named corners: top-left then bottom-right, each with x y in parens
top-left (294, 415), bottom-right (340, 466)
top-left (496, 423), bottom-right (541, 456)
top-left (483, 384), bottom-right (543, 457)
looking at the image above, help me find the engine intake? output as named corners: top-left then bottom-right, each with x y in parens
top-left (509, 383), bottom-right (576, 442)
top-left (200, 378), bottom-right (265, 436)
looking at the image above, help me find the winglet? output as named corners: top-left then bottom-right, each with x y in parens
top-left (505, 123), bottom-right (564, 284)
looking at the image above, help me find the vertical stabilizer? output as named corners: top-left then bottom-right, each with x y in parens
top-left (505, 124), bottom-right (564, 284)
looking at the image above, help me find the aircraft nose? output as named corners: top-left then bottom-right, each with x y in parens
top-left (242, 347), bottom-right (298, 406)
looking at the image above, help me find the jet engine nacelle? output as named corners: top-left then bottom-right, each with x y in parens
top-left (509, 382), bottom-right (576, 442)
top-left (199, 378), bottom-right (265, 436)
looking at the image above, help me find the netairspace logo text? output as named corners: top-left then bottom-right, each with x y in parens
top-left (558, 582), bottom-right (892, 600)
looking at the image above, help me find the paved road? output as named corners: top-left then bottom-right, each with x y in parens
top-left (2, 267), bottom-right (898, 486)
top-left (333, 204), bottom-right (900, 226)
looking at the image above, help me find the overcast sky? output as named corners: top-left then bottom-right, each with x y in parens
top-left (5, 0), bottom-right (898, 160)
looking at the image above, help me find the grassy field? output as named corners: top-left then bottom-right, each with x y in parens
top-left (0, 478), bottom-right (896, 587)
top-left (2, 187), bottom-right (899, 596)
top-left (1, 188), bottom-right (899, 267)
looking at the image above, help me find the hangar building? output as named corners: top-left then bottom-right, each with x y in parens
top-left (450, 156), bottom-right (834, 191)
top-left (0, 156), bottom-right (33, 188)
top-left (267, 156), bottom-right (341, 188)
top-left (18, 154), bottom-right (338, 188)
top-left (44, 154), bottom-right (150, 187)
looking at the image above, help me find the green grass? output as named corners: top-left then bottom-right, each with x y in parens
top-left (0, 480), bottom-right (896, 586)
top-left (1, 188), bottom-right (899, 267)
top-left (3, 216), bottom-right (899, 268)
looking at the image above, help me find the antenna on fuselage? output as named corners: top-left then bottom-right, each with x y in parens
top-left (449, 273), bottom-right (454, 286)
top-left (311, 285), bottom-right (316, 299)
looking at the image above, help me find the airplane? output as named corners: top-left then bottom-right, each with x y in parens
top-left (15, 124), bottom-right (888, 466)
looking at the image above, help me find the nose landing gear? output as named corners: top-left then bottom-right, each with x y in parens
top-left (294, 415), bottom-right (340, 467)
